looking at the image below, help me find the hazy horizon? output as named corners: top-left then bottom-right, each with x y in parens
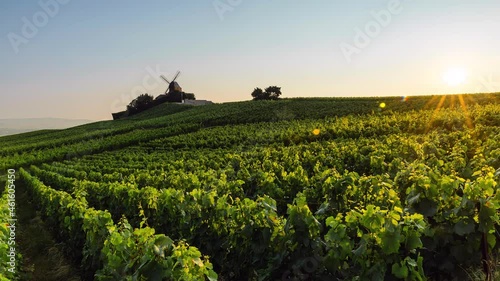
top-left (0, 117), bottom-right (94, 136)
top-left (2, 0), bottom-right (499, 120)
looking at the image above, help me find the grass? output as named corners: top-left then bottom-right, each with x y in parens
top-left (15, 180), bottom-right (83, 281)
top-left (464, 253), bottom-right (500, 281)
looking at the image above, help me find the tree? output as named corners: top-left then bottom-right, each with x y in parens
top-left (264, 86), bottom-right (282, 100)
top-left (184, 93), bottom-right (196, 100)
top-left (251, 87), bottom-right (266, 100)
top-left (251, 86), bottom-right (282, 100)
top-left (127, 94), bottom-right (154, 114)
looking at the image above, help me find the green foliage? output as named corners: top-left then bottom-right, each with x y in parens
top-left (1, 94), bottom-right (498, 170)
top-left (1, 95), bottom-right (499, 280)
top-left (0, 181), bottom-right (21, 281)
top-left (96, 218), bottom-right (216, 281)
top-left (18, 169), bottom-right (217, 280)
top-left (324, 206), bottom-right (427, 280)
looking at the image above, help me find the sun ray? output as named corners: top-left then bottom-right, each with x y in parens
top-left (458, 95), bottom-right (474, 129)
top-left (449, 94), bottom-right (456, 109)
top-left (464, 94), bottom-right (476, 105)
top-left (423, 95), bottom-right (440, 110)
top-left (426, 95), bottom-right (447, 133)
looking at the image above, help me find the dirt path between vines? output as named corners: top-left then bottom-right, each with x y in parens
top-left (15, 179), bottom-right (83, 281)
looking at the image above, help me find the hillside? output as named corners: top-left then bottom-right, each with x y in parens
top-left (1, 94), bottom-right (499, 170)
top-left (1, 93), bottom-right (500, 280)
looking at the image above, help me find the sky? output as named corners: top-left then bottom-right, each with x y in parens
top-left (1, 0), bottom-right (499, 120)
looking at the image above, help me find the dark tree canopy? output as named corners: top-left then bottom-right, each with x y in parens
top-left (251, 86), bottom-right (282, 100)
top-left (251, 87), bottom-right (265, 100)
top-left (264, 86), bottom-right (282, 100)
top-left (127, 94), bottom-right (154, 114)
top-left (184, 93), bottom-right (196, 100)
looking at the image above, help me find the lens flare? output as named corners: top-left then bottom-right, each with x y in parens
top-left (379, 102), bottom-right (386, 108)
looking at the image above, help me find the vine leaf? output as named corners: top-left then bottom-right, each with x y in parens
top-left (392, 262), bottom-right (408, 279)
top-left (454, 219), bottom-right (475, 236)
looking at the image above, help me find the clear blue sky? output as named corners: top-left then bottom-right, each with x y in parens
top-left (1, 0), bottom-right (499, 120)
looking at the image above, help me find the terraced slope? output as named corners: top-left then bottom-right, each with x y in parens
top-left (1, 94), bottom-right (499, 280)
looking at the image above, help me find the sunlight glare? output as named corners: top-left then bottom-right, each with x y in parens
top-left (443, 68), bottom-right (467, 87)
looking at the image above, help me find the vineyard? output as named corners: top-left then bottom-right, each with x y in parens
top-left (1, 94), bottom-right (500, 280)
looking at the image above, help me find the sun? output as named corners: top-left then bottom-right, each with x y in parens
top-left (443, 67), bottom-right (467, 87)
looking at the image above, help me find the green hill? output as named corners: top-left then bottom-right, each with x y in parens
top-left (1, 93), bottom-right (500, 281)
top-left (1, 93), bottom-right (499, 170)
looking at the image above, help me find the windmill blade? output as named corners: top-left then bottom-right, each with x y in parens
top-left (160, 75), bottom-right (170, 84)
top-left (172, 71), bottom-right (181, 82)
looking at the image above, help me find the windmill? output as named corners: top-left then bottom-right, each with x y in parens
top-left (155, 71), bottom-right (185, 103)
top-left (155, 70), bottom-right (197, 103)
top-left (161, 71), bottom-right (183, 94)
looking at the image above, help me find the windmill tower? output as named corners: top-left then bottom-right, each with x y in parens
top-left (155, 70), bottom-right (198, 103)
top-left (161, 71), bottom-right (183, 94)
top-left (156, 71), bottom-right (184, 103)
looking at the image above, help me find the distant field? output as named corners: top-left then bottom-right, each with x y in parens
top-left (0, 118), bottom-right (93, 137)
top-left (1, 93), bottom-right (499, 280)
